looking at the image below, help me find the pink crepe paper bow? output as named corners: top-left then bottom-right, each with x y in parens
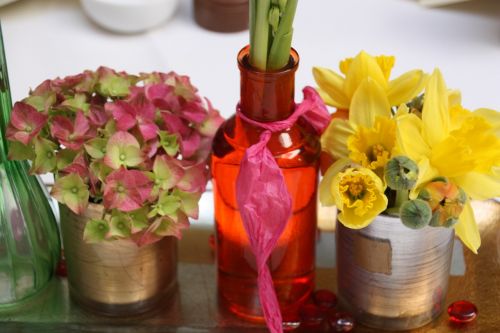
top-left (235, 87), bottom-right (329, 333)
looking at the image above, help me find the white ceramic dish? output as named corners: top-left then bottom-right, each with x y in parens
top-left (0, 0), bottom-right (19, 7)
top-left (80, 0), bottom-right (179, 34)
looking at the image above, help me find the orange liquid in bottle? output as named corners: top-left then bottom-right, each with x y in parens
top-left (211, 46), bottom-right (321, 323)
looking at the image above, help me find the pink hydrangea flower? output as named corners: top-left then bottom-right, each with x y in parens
top-left (51, 111), bottom-right (94, 150)
top-left (6, 102), bottom-right (48, 145)
top-left (103, 168), bottom-right (153, 212)
top-left (7, 68), bottom-right (224, 245)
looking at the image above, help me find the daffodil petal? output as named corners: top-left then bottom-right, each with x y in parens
top-left (319, 158), bottom-right (351, 207)
top-left (395, 103), bottom-right (410, 117)
top-left (410, 157), bottom-right (439, 199)
top-left (312, 67), bottom-right (350, 109)
top-left (321, 119), bottom-right (355, 159)
top-left (454, 201), bottom-right (480, 254)
top-left (315, 87), bottom-right (337, 107)
top-left (375, 55), bottom-right (395, 81)
top-left (350, 78), bottom-right (391, 128)
top-left (449, 105), bottom-right (472, 130)
top-left (448, 89), bottom-right (462, 107)
top-left (475, 108), bottom-right (500, 136)
top-left (453, 172), bottom-right (500, 200)
top-left (396, 113), bottom-right (431, 162)
top-left (422, 69), bottom-right (450, 146)
top-left (344, 51), bottom-right (388, 99)
top-left (387, 70), bottom-right (426, 106)
top-left (338, 204), bottom-right (377, 229)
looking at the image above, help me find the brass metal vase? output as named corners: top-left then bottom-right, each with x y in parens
top-left (60, 203), bottom-right (177, 316)
top-left (336, 214), bottom-right (454, 330)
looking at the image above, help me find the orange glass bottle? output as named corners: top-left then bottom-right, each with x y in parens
top-left (211, 46), bottom-right (321, 323)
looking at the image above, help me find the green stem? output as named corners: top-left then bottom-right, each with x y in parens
top-left (249, 0), bottom-right (271, 70)
top-left (395, 190), bottom-right (409, 210)
top-left (268, 0), bottom-right (298, 70)
top-left (386, 190), bottom-right (409, 216)
top-left (249, 0), bottom-right (256, 52)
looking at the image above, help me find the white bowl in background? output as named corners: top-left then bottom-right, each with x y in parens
top-left (0, 0), bottom-right (19, 7)
top-left (81, 0), bottom-right (179, 34)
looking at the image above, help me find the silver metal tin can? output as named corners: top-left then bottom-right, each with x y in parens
top-left (336, 214), bottom-right (454, 330)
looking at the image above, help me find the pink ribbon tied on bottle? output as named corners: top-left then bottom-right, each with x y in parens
top-left (235, 87), bottom-right (330, 333)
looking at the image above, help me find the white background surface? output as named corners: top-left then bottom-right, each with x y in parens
top-left (0, 0), bottom-right (489, 269)
top-left (0, 0), bottom-right (499, 118)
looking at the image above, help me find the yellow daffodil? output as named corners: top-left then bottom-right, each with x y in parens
top-left (320, 159), bottom-right (387, 229)
top-left (313, 51), bottom-right (426, 109)
top-left (396, 69), bottom-right (500, 253)
top-left (321, 78), bottom-right (397, 176)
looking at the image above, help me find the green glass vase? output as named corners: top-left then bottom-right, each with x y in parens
top-left (0, 26), bottom-right (60, 309)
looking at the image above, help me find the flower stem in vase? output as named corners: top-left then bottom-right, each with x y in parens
top-left (249, 0), bottom-right (298, 72)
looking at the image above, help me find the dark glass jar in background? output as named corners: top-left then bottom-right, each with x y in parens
top-left (193, 0), bottom-right (248, 33)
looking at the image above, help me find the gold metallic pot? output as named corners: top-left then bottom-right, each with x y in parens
top-left (60, 203), bottom-right (177, 316)
top-left (336, 214), bottom-right (454, 330)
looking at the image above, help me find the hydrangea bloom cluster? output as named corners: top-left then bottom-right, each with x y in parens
top-left (7, 67), bottom-right (224, 245)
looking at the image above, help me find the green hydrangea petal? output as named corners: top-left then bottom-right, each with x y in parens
top-left (85, 138), bottom-right (107, 159)
top-left (83, 219), bottom-right (110, 243)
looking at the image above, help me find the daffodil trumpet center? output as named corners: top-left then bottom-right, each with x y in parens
top-left (347, 117), bottom-right (396, 173)
top-left (337, 171), bottom-right (378, 216)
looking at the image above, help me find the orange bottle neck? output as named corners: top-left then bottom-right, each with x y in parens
top-left (238, 46), bottom-right (299, 122)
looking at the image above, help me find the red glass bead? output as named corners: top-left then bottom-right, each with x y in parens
top-left (328, 312), bottom-right (354, 332)
top-left (299, 303), bottom-right (325, 328)
top-left (55, 258), bottom-right (67, 277)
top-left (448, 300), bottom-right (478, 323)
top-left (312, 289), bottom-right (337, 309)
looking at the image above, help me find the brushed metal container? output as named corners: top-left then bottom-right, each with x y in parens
top-left (60, 204), bottom-right (177, 316)
top-left (336, 214), bottom-right (454, 330)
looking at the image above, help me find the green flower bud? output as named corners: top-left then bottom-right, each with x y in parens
top-left (385, 156), bottom-right (419, 191)
top-left (429, 211), bottom-right (459, 228)
top-left (400, 199), bottom-right (432, 229)
top-left (268, 6), bottom-right (281, 36)
top-left (278, 0), bottom-right (287, 11)
top-left (418, 178), bottom-right (467, 228)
